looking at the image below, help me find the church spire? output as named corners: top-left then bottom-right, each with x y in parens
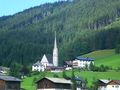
top-left (53, 31), bottom-right (58, 67)
top-left (54, 31), bottom-right (57, 49)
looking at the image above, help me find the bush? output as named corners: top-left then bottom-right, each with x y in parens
top-left (90, 64), bottom-right (110, 72)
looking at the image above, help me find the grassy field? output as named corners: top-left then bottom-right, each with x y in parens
top-left (74, 71), bottom-right (120, 86)
top-left (83, 49), bottom-right (120, 69)
top-left (21, 75), bottom-right (36, 90)
top-left (21, 70), bottom-right (120, 90)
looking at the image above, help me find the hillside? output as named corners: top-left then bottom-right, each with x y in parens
top-left (21, 71), bottom-right (120, 90)
top-left (0, 0), bottom-right (120, 66)
top-left (83, 49), bottom-right (120, 69)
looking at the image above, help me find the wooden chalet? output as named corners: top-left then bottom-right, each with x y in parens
top-left (0, 75), bottom-right (21, 90)
top-left (36, 77), bottom-right (72, 90)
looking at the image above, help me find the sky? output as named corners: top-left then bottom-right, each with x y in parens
top-left (0, 0), bottom-right (60, 17)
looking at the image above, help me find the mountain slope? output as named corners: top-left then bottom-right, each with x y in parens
top-left (0, 0), bottom-right (120, 66)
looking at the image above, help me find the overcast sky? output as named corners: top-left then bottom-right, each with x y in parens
top-left (0, 0), bottom-right (60, 17)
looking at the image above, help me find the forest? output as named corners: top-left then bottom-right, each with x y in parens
top-left (0, 0), bottom-right (120, 67)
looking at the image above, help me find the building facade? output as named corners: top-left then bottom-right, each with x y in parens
top-left (36, 77), bottom-right (71, 90)
top-left (73, 56), bottom-right (94, 68)
top-left (32, 61), bottom-right (45, 72)
top-left (41, 54), bottom-right (49, 68)
top-left (98, 79), bottom-right (120, 90)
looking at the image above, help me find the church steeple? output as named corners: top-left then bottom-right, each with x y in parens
top-left (54, 31), bottom-right (57, 49)
top-left (53, 31), bottom-right (58, 66)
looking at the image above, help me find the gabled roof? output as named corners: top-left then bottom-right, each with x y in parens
top-left (108, 80), bottom-right (120, 85)
top-left (36, 77), bottom-right (72, 84)
top-left (64, 61), bottom-right (73, 65)
top-left (41, 54), bottom-right (49, 63)
top-left (98, 79), bottom-right (120, 85)
top-left (99, 79), bottom-right (110, 84)
top-left (33, 61), bottom-right (42, 66)
top-left (0, 76), bottom-right (21, 82)
top-left (46, 54), bottom-right (52, 64)
top-left (75, 56), bottom-right (94, 61)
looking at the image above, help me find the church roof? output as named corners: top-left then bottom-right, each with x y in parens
top-left (46, 54), bottom-right (53, 64)
top-left (33, 61), bottom-right (42, 66)
top-left (41, 54), bottom-right (49, 63)
top-left (33, 54), bottom-right (53, 66)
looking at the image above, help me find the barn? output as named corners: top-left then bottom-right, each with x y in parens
top-left (36, 77), bottom-right (72, 90)
top-left (0, 75), bottom-right (21, 90)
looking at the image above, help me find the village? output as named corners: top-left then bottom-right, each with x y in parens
top-left (0, 33), bottom-right (120, 90)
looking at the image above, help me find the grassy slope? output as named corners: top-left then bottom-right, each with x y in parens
top-left (72, 71), bottom-right (120, 86)
top-left (83, 49), bottom-right (120, 68)
top-left (21, 76), bottom-right (36, 90)
top-left (21, 70), bottom-right (120, 90)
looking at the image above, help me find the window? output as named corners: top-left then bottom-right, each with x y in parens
top-left (115, 85), bottom-right (119, 88)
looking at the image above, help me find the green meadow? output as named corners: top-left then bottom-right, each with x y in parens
top-left (21, 70), bottom-right (120, 90)
top-left (83, 49), bottom-right (120, 69)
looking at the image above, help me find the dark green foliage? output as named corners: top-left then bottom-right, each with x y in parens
top-left (89, 61), bottom-right (110, 72)
top-left (71, 69), bottom-right (76, 90)
top-left (117, 67), bottom-right (120, 71)
top-left (91, 65), bottom-right (110, 72)
top-left (62, 70), bottom-right (67, 79)
top-left (99, 65), bottom-right (109, 72)
top-left (89, 62), bottom-right (95, 71)
top-left (20, 65), bottom-right (30, 76)
top-left (9, 62), bottom-right (22, 77)
top-left (91, 79), bottom-right (98, 90)
top-left (53, 73), bottom-right (59, 78)
top-left (0, 0), bottom-right (120, 67)
top-left (115, 44), bottom-right (120, 54)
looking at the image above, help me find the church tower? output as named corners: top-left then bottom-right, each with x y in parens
top-left (53, 32), bottom-right (58, 66)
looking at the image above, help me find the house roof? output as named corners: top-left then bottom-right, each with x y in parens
top-left (64, 61), bottom-right (73, 65)
top-left (0, 66), bottom-right (9, 71)
top-left (99, 79), bottom-right (120, 85)
top-left (76, 56), bottom-right (94, 61)
top-left (99, 79), bottom-right (110, 84)
top-left (108, 80), bottom-right (120, 85)
top-left (0, 76), bottom-right (21, 82)
top-left (36, 77), bottom-right (72, 84)
top-left (33, 61), bottom-right (42, 66)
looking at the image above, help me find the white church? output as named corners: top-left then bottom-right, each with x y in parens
top-left (32, 32), bottom-right (58, 72)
